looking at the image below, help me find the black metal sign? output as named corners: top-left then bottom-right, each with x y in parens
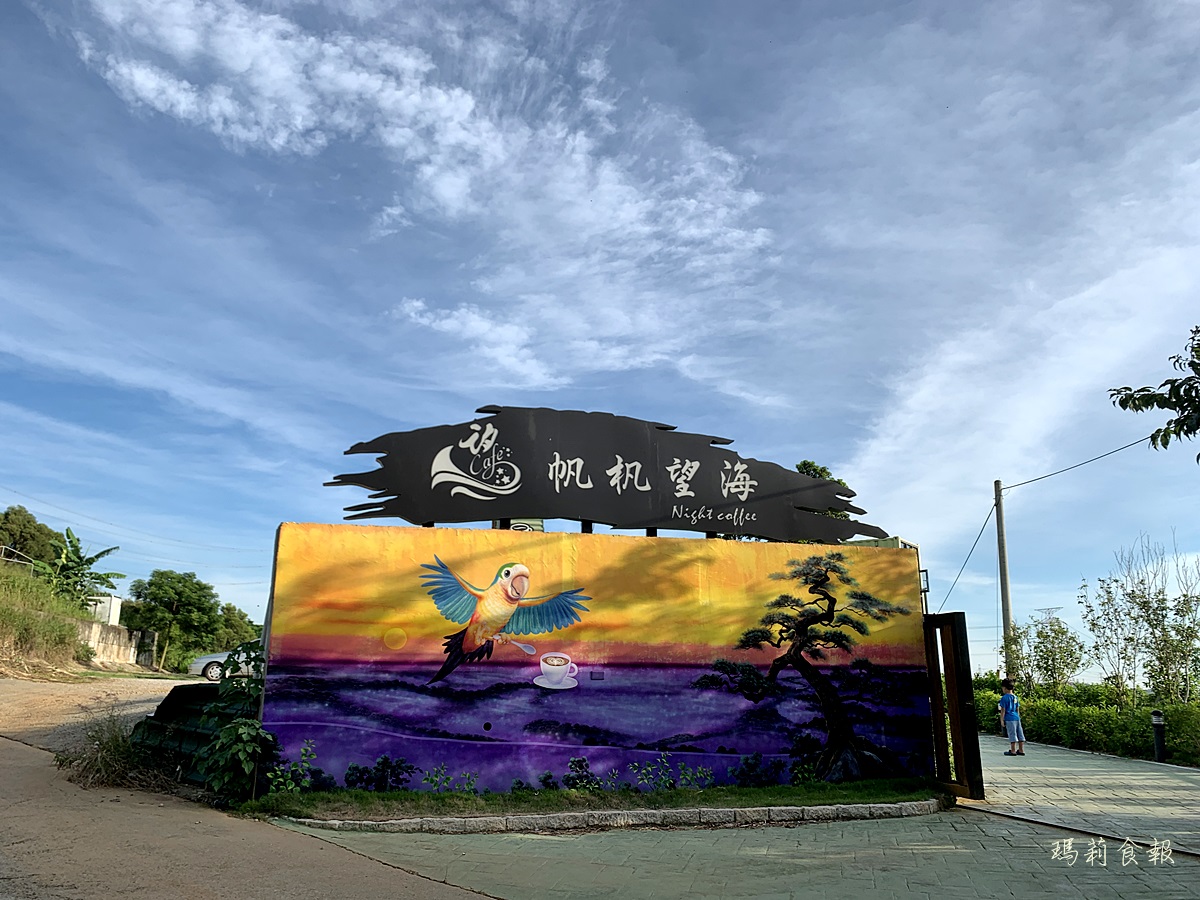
top-left (326, 406), bottom-right (888, 543)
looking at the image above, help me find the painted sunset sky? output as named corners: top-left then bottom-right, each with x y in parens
top-left (267, 523), bottom-right (926, 669)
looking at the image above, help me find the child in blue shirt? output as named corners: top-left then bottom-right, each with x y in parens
top-left (998, 678), bottom-right (1025, 756)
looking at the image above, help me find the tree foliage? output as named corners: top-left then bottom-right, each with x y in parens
top-left (794, 460), bottom-right (850, 520)
top-left (1115, 537), bottom-right (1200, 706)
top-left (1029, 616), bottom-right (1086, 697)
top-left (1078, 536), bottom-right (1200, 707)
top-left (214, 603), bottom-right (260, 652)
top-left (1078, 577), bottom-right (1145, 709)
top-left (1109, 324), bottom-right (1200, 461)
top-left (126, 570), bottom-right (221, 671)
top-left (1001, 621), bottom-right (1035, 692)
top-left (0, 505), bottom-right (66, 567)
top-left (31, 528), bottom-right (124, 608)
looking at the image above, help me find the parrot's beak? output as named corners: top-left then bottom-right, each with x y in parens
top-left (510, 573), bottom-right (529, 600)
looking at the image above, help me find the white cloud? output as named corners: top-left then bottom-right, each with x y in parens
top-left (391, 298), bottom-right (564, 389)
top-left (68, 0), bottom-right (780, 401)
top-left (368, 200), bottom-right (412, 239)
top-left (845, 244), bottom-right (1199, 605)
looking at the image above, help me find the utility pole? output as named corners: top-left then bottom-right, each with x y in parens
top-left (994, 479), bottom-right (1013, 675)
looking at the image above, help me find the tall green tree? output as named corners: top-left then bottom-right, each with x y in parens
top-left (1110, 537), bottom-right (1200, 706)
top-left (32, 528), bottom-right (124, 608)
top-left (1110, 324), bottom-right (1200, 461)
top-left (694, 551), bottom-right (910, 781)
top-left (1078, 576), bottom-right (1145, 708)
top-left (1029, 615), bottom-right (1086, 697)
top-left (794, 460), bottom-right (850, 520)
top-left (0, 505), bottom-right (66, 567)
top-left (1001, 621), bottom-right (1035, 692)
top-left (126, 570), bottom-right (221, 671)
top-left (214, 603), bottom-right (260, 651)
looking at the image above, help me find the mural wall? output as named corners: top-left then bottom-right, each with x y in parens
top-left (263, 523), bottom-right (933, 791)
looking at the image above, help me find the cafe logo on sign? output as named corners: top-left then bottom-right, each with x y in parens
top-left (429, 421), bottom-right (523, 501)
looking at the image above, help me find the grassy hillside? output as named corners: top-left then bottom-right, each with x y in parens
top-left (0, 565), bottom-right (88, 664)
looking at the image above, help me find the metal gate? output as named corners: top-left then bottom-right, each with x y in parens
top-left (924, 612), bottom-right (985, 799)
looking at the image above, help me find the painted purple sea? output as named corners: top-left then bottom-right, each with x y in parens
top-left (262, 659), bottom-right (934, 791)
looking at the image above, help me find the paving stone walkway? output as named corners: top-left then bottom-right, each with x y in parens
top-left (962, 734), bottom-right (1200, 856)
top-left (275, 734), bottom-right (1200, 899)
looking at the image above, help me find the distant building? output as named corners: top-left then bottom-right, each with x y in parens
top-left (87, 594), bottom-right (123, 627)
top-left (846, 536), bottom-right (928, 612)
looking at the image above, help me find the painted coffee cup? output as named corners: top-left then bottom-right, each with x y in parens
top-left (539, 652), bottom-right (578, 684)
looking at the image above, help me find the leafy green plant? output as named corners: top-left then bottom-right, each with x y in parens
top-left (788, 760), bottom-right (819, 785)
top-left (268, 740), bottom-right (316, 794)
top-left (675, 760), bottom-right (715, 789)
top-left (454, 771), bottom-right (479, 794)
top-left (31, 527), bottom-right (123, 607)
top-left (344, 755), bottom-right (418, 792)
top-left (629, 752), bottom-right (676, 791)
top-left (1109, 323), bottom-right (1200, 461)
top-left (73, 641), bottom-right (96, 664)
top-left (199, 717), bottom-right (278, 800)
top-left (421, 762), bottom-right (453, 792)
top-left (418, 763), bottom-right (477, 793)
top-left (974, 685), bottom-right (1200, 767)
top-left (186, 639), bottom-right (278, 801)
top-left (537, 770), bottom-right (559, 790)
top-left (202, 640), bottom-right (266, 721)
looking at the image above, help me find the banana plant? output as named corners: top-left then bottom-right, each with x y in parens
top-left (32, 528), bottom-right (124, 608)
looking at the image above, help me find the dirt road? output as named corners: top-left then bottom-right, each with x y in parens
top-left (0, 675), bottom-right (481, 900)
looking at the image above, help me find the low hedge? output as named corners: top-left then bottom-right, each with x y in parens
top-left (975, 689), bottom-right (1200, 767)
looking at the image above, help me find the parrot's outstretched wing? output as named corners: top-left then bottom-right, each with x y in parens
top-left (506, 589), bottom-right (590, 636)
top-left (420, 557), bottom-right (484, 624)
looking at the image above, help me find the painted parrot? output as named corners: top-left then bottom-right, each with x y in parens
top-left (420, 557), bottom-right (589, 684)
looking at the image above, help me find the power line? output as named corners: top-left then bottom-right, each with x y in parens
top-left (937, 502), bottom-right (996, 613)
top-left (975, 432), bottom-right (1152, 671)
top-left (0, 484), bottom-right (269, 553)
top-left (117, 551), bottom-right (268, 569)
top-left (1003, 434), bottom-right (1152, 490)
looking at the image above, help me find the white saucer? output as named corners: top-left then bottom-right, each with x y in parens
top-left (534, 675), bottom-right (578, 690)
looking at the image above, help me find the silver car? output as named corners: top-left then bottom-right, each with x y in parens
top-left (188, 651), bottom-right (240, 682)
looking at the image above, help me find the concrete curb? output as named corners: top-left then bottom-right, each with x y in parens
top-left (280, 798), bottom-right (941, 835)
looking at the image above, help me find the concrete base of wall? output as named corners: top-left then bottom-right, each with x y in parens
top-left (76, 620), bottom-right (157, 666)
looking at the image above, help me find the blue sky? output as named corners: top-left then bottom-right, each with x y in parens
top-left (2, 0), bottom-right (1198, 672)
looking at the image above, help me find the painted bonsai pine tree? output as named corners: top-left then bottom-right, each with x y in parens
top-left (694, 551), bottom-right (910, 781)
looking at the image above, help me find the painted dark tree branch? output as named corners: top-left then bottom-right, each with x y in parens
top-left (694, 551), bottom-right (911, 781)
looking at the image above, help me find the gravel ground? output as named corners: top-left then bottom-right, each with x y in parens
top-left (0, 672), bottom-right (191, 753)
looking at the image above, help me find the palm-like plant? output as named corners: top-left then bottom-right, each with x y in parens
top-left (32, 528), bottom-right (124, 608)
